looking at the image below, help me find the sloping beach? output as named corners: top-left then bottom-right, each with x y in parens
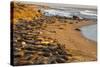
top-left (39, 17), bottom-right (97, 61)
top-left (11, 2), bottom-right (97, 65)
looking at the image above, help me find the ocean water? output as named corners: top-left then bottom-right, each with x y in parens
top-left (41, 7), bottom-right (97, 41)
top-left (43, 9), bottom-right (72, 17)
top-left (80, 24), bottom-right (97, 41)
top-left (42, 8), bottom-right (97, 19)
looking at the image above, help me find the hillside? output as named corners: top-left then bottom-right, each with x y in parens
top-left (11, 2), bottom-right (42, 23)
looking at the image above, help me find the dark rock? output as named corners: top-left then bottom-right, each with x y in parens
top-left (75, 28), bottom-right (81, 31)
top-left (59, 27), bottom-right (64, 29)
top-left (69, 22), bottom-right (73, 24)
top-left (73, 15), bottom-right (80, 20)
top-left (76, 22), bottom-right (78, 23)
top-left (67, 54), bottom-right (72, 56)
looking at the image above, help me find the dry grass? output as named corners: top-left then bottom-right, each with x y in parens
top-left (11, 1), bottom-right (42, 23)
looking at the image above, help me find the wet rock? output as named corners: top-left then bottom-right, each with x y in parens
top-left (59, 27), bottom-right (64, 29)
top-left (67, 54), bottom-right (72, 56)
top-left (37, 9), bottom-right (41, 13)
top-left (69, 22), bottom-right (73, 24)
top-left (76, 22), bottom-right (78, 23)
top-left (75, 28), bottom-right (81, 31)
top-left (73, 15), bottom-right (80, 20)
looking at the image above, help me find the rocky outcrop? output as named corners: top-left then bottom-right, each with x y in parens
top-left (72, 15), bottom-right (82, 20)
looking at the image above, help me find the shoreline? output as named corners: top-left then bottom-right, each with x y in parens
top-left (80, 24), bottom-right (97, 42)
top-left (12, 2), bottom-right (97, 65)
top-left (13, 16), bottom-right (97, 63)
top-left (39, 17), bottom-right (97, 61)
top-left (76, 20), bottom-right (97, 43)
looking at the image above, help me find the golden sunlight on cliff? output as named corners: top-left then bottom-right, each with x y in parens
top-left (11, 2), bottom-right (42, 23)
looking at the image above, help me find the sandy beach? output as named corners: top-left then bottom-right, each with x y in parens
top-left (11, 1), bottom-right (97, 65)
top-left (39, 17), bottom-right (97, 61)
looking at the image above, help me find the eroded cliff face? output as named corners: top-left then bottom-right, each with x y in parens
top-left (11, 1), bottom-right (42, 24)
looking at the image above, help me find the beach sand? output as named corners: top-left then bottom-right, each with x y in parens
top-left (39, 18), bottom-right (97, 62)
top-left (11, 2), bottom-right (97, 65)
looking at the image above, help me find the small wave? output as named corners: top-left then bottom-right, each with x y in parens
top-left (43, 9), bottom-right (72, 17)
top-left (80, 24), bottom-right (97, 41)
top-left (80, 10), bottom-right (97, 16)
